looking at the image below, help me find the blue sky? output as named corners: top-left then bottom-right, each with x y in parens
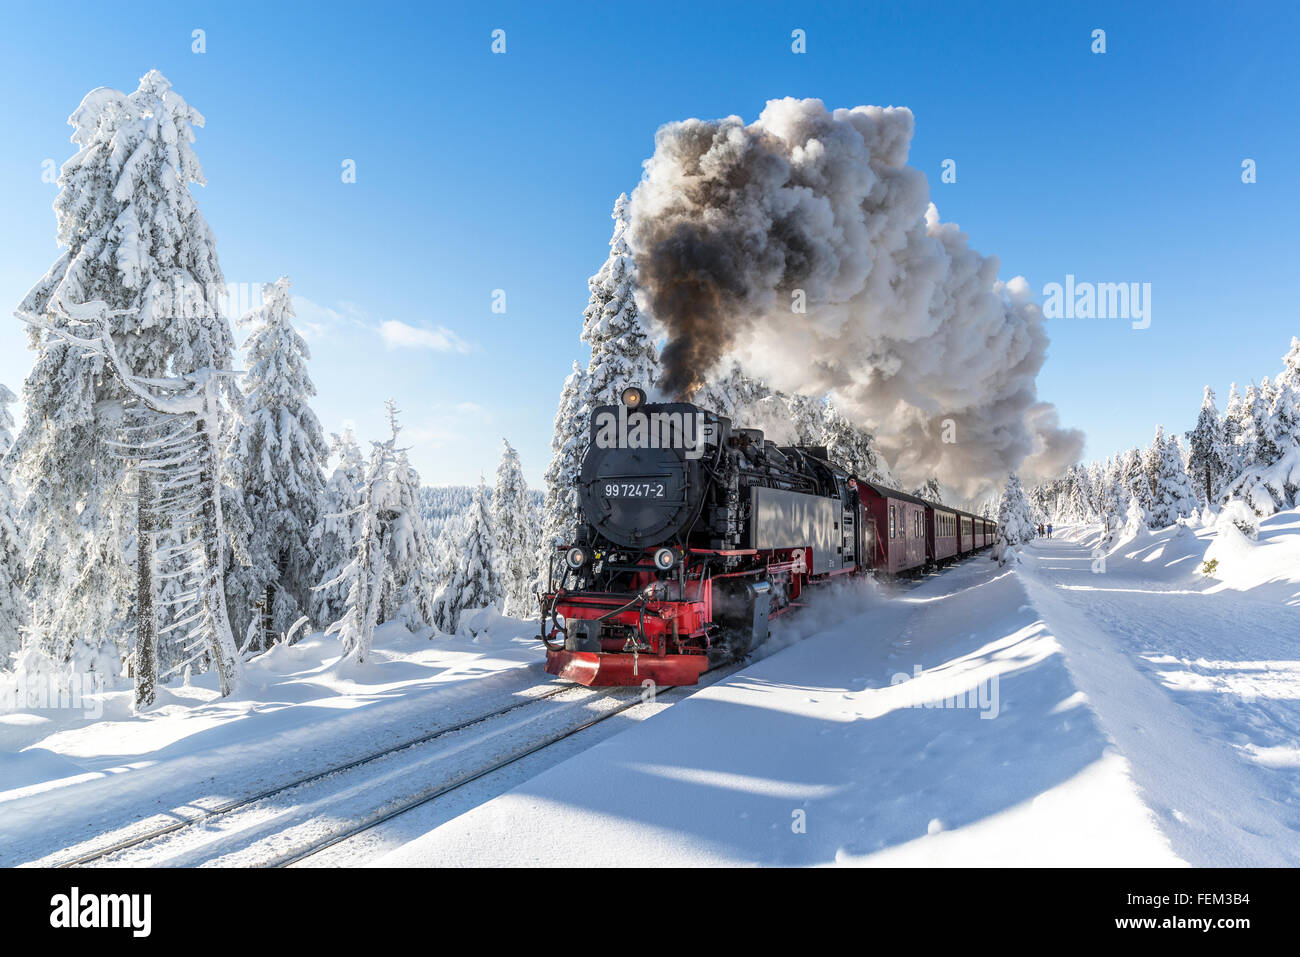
top-left (1, 0), bottom-right (1297, 487)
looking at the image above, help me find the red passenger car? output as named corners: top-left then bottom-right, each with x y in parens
top-left (928, 506), bottom-right (959, 563)
top-left (957, 513), bottom-right (975, 553)
top-left (855, 481), bottom-right (928, 575)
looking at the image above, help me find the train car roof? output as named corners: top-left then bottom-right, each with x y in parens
top-left (853, 479), bottom-right (934, 509)
top-left (853, 478), bottom-right (994, 524)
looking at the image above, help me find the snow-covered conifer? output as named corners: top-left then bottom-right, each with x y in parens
top-left (693, 362), bottom-right (771, 423)
top-left (12, 71), bottom-right (234, 670)
top-left (1270, 338), bottom-right (1300, 451)
top-left (911, 477), bottom-right (944, 504)
top-left (1120, 447), bottom-right (1148, 512)
top-left (309, 430), bottom-right (365, 628)
top-left (536, 362), bottom-right (590, 585)
top-left (1149, 432), bottom-right (1198, 527)
top-left (429, 510), bottom-right (467, 595)
top-left (431, 480), bottom-right (502, 634)
top-left (582, 194), bottom-right (661, 406)
top-left (1222, 343), bottom-right (1300, 516)
top-left (992, 473), bottom-right (1035, 564)
top-left (382, 445), bottom-right (436, 631)
top-left (225, 278), bottom-right (327, 646)
top-left (324, 405), bottom-right (435, 660)
top-left (492, 440), bottom-right (537, 618)
top-left (1222, 383), bottom-right (1246, 474)
top-left (822, 401), bottom-right (895, 485)
top-left (325, 439), bottom-right (392, 663)
top-left (1185, 386), bottom-right (1231, 506)
top-left (1249, 377), bottom-right (1282, 468)
top-left (783, 392), bottom-right (825, 446)
top-left (1053, 466), bottom-right (1088, 523)
top-left (1123, 483), bottom-right (1151, 535)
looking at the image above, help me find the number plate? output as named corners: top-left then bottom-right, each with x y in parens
top-left (603, 482), bottom-right (667, 499)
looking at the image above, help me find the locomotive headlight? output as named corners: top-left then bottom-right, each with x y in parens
top-left (653, 547), bottom-right (678, 571)
top-left (620, 386), bottom-right (647, 408)
top-left (564, 546), bottom-right (589, 570)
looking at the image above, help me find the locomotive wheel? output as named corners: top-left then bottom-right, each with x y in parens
top-left (708, 624), bottom-right (754, 666)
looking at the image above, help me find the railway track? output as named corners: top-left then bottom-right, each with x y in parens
top-left (275, 658), bottom-right (749, 867)
top-left (274, 688), bottom-right (668, 865)
top-left (53, 661), bottom-right (745, 868)
top-left (50, 680), bottom-right (580, 867)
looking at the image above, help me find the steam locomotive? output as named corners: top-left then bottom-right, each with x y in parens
top-left (539, 387), bottom-right (996, 686)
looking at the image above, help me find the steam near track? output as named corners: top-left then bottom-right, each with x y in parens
top-left (627, 97), bottom-right (1084, 495)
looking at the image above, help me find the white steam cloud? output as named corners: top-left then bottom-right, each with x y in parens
top-left (627, 97), bottom-right (1083, 495)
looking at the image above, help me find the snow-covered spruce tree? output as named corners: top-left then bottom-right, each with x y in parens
top-left (1062, 465), bottom-right (1092, 523)
top-left (536, 361), bottom-right (589, 587)
top-left (0, 385), bottom-right (26, 666)
top-left (309, 430), bottom-right (365, 629)
top-left (1088, 461), bottom-right (1109, 521)
top-left (1248, 377), bottom-right (1282, 468)
top-left (1185, 386), bottom-right (1231, 507)
top-left (381, 445), bottom-right (436, 631)
top-left (1149, 432), bottom-right (1198, 528)
top-left (225, 278), bottom-right (327, 647)
top-left (492, 439), bottom-right (537, 618)
top-left (1272, 337), bottom-right (1300, 441)
top-left (325, 438), bottom-right (393, 663)
top-left (693, 362), bottom-right (770, 424)
top-left (782, 392), bottom-right (826, 445)
top-left (1140, 426), bottom-right (1166, 507)
top-left (911, 477), bottom-right (943, 504)
top-left (581, 193), bottom-right (661, 407)
top-left (1231, 382), bottom-right (1263, 470)
top-left (1221, 383), bottom-right (1246, 476)
top-left (1123, 479), bottom-right (1152, 535)
top-left (822, 400), bottom-right (895, 485)
top-left (151, 523), bottom-right (195, 675)
top-left (11, 71), bottom-right (235, 677)
top-left (323, 405), bottom-right (435, 661)
top-left (30, 301), bottom-right (244, 699)
top-left (1119, 447), bottom-right (1149, 514)
top-left (1026, 483), bottom-right (1051, 525)
top-left (429, 509), bottom-right (467, 597)
top-left (1092, 457), bottom-right (1118, 531)
top-left (992, 473), bottom-right (1036, 564)
top-left (1223, 342), bottom-right (1300, 515)
top-left (431, 479), bottom-right (503, 635)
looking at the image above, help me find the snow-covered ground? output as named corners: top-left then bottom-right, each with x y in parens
top-left (380, 513), bottom-right (1300, 867)
top-left (4, 511), bottom-right (1298, 867)
top-left (0, 620), bottom-right (549, 865)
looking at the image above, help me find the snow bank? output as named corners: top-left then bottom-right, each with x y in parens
top-left (1203, 508), bottom-right (1300, 596)
top-left (1014, 520), bottom-right (1300, 864)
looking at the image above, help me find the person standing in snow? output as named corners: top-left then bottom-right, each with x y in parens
top-left (1047, 523), bottom-right (1053, 538)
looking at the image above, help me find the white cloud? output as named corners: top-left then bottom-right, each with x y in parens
top-left (379, 319), bottom-right (471, 354)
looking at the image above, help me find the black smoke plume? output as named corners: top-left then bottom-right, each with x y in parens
top-left (628, 98), bottom-right (1084, 493)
